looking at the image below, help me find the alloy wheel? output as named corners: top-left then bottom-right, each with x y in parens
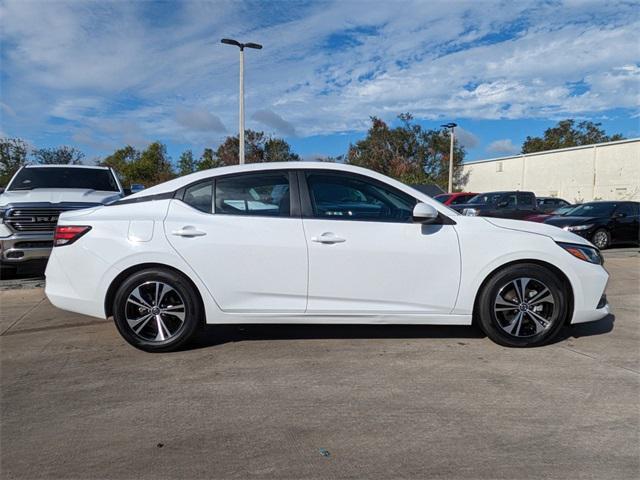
top-left (125, 281), bottom-right (186, 342)
top-left (493, 277), bottom-right (556, 338)
top-left (593, 230), bottom-right (608, 249)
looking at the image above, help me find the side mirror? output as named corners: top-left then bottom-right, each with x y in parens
top-left (413, 202), bottom-right (439, 223)
top-left (497, 201), bottom-right (508, 208)
top-left (0, 187), bottom-right (4, 194)
top-left (615, 212), bottom-right (626, 218)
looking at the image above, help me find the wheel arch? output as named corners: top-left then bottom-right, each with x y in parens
top-left (472, 259), bottom-right (574, 326)
top-left (104, 262), bottom-right (206, 320)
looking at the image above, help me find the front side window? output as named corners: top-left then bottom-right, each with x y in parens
top-left (306, 173), bottom-right (416, 222)
top-left (215, 172), bottom-right (290, 217)
top-left (615, 203), bottom-right (635, 217)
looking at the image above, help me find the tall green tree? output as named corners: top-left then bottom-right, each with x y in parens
top-left (522, 119), bottom-right (624, 153)
top-left (0, 138), bottom-right (28, 186)
top-left (178, 149), bottom-right (198, 176)
top-left (347, 114), bottom-right (468, 190)
top-left (32, 146), bottom-right (84, 165)
top-left (100, 142), bottom-right (175, 187)
top-left (197, 148), bottom-right (221, 170)
top-left (197, 130), bottom-right (300, 170)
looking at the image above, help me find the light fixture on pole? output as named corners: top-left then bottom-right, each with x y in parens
top-left (221, 38), bottom-right (263, 165)
top-left (441, 122), bottom-right (457, 193)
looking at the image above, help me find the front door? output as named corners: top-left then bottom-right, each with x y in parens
top-left (165, 171), bottom-right (308, 313)
top-left (299, 171), bottom-right (461, 314)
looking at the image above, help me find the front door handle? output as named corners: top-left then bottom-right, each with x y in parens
top-left (172, 226), bottom-right (207, 237)
top-left (311, 232), bottom-right (346, 244)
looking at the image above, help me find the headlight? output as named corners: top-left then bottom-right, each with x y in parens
top-left (563, 224), bottom-right (594, 232)
top-left (557, 242), bottom-right (603, 265)
top-left (463, 208), bottom-right (479, 216)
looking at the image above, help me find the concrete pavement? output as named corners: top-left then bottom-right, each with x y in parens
top-left (0, 253), bottom-right (638, 479)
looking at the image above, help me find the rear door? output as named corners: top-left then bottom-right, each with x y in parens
top-left (165, 170), bottom-right (308, 313)
top-left (299, 170), bottom-right (460, 314)
top-left (516, 192), bottom-right (537, 219)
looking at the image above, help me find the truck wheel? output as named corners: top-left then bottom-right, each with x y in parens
top-left (0, 263), bottom-right (17, 279)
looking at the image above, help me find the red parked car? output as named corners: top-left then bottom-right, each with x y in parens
top-left (433, 192), bottom-right (478, 206)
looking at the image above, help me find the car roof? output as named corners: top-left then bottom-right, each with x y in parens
top-left (124, 161), bottom-right (459, 215)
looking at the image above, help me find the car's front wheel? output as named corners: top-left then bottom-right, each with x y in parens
top-left (112, 268), bottom-right (202, 352)
top-left (476, 263), bottom-right (569, 347)
top-left (591, 228), bottom-right (610, 249)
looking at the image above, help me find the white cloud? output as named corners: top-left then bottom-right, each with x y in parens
top-left (0, 0), bottom-right (638, 153)
top-left (487, 139), bottom-right (520, 156)
top-left (175, 107), bottom-right (226, 133)
top-left (252, 109), bottom-right (297, 136)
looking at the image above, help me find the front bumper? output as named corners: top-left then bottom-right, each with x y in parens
top-left (0, 232), bottom-right (54, 263)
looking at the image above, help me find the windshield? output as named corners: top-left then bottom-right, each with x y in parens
top-left (468, 193), bottom-right (503, 205)
top-left (8, 168), bottom-right (119, 192)
top-left (568, 203), bottom-right (615, 217)
top-left (434, 194), bottom-right (451, 204)
top-left (553, 205), bottom-right (575, 215)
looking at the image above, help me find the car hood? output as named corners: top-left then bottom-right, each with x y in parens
top-left (0, 189), bottom-right (122, 207)
top-left (543, 216), bottom-right (600, 227)
top-left (483, 217), bottom-right (593, 246)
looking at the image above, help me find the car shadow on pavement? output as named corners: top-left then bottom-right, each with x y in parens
top-left (192, 323), bottom-right (486, 350)
top-left (189, 315), bottom-right (615, 350)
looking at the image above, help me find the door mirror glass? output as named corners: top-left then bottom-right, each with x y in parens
top-left (412, 202), bottom-right (438, 223)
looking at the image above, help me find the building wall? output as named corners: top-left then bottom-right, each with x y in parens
top-left (462, 139), bottom-right (640, 202)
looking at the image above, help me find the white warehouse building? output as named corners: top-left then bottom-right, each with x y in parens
top-left (461, 138), bottom-right (640, 203)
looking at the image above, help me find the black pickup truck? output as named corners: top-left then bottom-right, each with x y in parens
top-left (449, 191), bottom-right (539, 220)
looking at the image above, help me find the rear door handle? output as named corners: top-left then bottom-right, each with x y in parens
top-left (172, 226), bottom-right (207, 237)
top-left (311, 232), bottom-right (346, 244)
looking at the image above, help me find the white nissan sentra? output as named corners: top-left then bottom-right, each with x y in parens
top-left (45, 162), bottom-right (609, 352)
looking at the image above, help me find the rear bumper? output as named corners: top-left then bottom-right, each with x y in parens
top-left (0, 232), bottom-right (54, 263)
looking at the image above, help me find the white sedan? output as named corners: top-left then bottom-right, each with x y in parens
top-left (45, 162), bottom-right (609, 351)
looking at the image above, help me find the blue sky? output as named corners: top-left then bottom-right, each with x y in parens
top-left (1, 0), bottom-right (638, 164)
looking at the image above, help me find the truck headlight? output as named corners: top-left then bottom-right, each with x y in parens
top-left (557, 242), bottom-right (603, 265)
top-left (463, 208), bottom-right (479, 216)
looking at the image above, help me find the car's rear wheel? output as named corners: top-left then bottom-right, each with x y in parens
top-left (592, 228), bottom-right (610, 249)
top-left (476, 264), bottom-right (569, 347)
top-left (112, 268), bottom-right (202, 352)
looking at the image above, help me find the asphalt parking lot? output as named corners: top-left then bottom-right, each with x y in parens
top-left (1, 250), bottom-right (638, 479)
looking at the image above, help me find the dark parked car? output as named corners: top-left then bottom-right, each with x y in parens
top-left (433, 192), bottom-right (478, 206)
top-left (544, 201), bottom-right (640, 249)
top-left (450, 191), bottom-right (538, 220)
top-left (536, 197), bottom-right (571, 213)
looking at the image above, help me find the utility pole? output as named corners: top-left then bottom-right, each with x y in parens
top-left (441, 122), bottom-right (457, 193)
top-left (221, 38), bottom-right (263, 164)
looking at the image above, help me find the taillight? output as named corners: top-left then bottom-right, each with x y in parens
top-left (53, 226), bottom-right (91, 246)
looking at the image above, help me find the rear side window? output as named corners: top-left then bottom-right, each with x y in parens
top-left (615, 203), bottom-right (635, 217)
top-left (183, 181), bottom-right (213, 213)
top-left (306, 173), bottom-right (416, 222)
top-left (517, 192), bottom-right (534, 208)
top-left (215, 172), bottom-right (290, 217)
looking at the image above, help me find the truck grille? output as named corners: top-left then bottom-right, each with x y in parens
top-left (4, 207), bottom-right (87, 232)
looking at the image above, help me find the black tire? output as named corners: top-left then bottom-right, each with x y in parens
top-left (112, 268), bottom-right (203, 352)
top-left (591, 228), bottom-right (611, 249)
top-left (476, 263), bottom-right (569, 347)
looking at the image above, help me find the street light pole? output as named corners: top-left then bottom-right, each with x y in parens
top-left (221, 38), bottom-right (263, 165)
top-left (441, 122), bottom-right (457, 193)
